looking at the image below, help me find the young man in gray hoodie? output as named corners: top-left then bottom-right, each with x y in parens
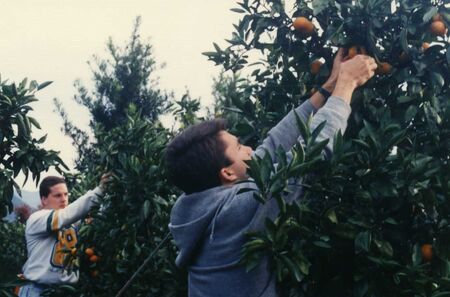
top-left (166, 50), bottom-right (377, 297)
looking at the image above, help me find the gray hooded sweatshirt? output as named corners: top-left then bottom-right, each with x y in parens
top-left (169, 97), bottom-right (352, 297)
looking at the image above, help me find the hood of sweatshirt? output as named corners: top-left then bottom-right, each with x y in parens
top-left (169, 183), bottom-right (254, 267)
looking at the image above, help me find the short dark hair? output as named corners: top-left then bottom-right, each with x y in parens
top-left (40, 176), bottom-right (66, 198)
top-left (166, 119), bottom-right (232, 194)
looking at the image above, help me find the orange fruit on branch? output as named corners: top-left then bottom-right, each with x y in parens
top-left (310, 60), bottom-right (323, 75)
top-left (293, 17), bottom-right (315, 35)
top-left (422, 42), bottom-right (430, 51)
top-left (421, 244), bottom-right (433, 262)
top-left (347, 46), bottom-right (367, 59)
top-left (89, 255), bottom-right (99, 263)
top-left (85, 248), bottom-right (95, 257)
top-left (375, 62), bottom-right (392, 75)
top-left (430, 21), bottom-right (447, 36)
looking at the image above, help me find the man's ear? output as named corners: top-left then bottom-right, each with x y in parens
top-left (219, 167), bottom-right (238, 185)
top-left (41, 197), bottom-right (48, 207)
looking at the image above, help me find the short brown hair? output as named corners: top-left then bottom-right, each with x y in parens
top-left (39, 176), bottom-right (66, 198)
top-left (165, 119), bottom-right (231, 194)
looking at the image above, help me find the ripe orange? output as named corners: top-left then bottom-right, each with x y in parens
top-left (422, 42), bottom-right (430, 51)
top-left (310, 60), bottom-right (323, 75)
top-left (89, 255), bottom-right (99, 263)
top-left (430, 21), bottom-right (447, 36)
top-left (421, 244), bottom-right (433, 262)
top-left (90, 270), bottom-right (99, 278)
top-left (85, 248), bottom-right (95, 257)
top-left (376, 62), bottom-right (392, 75)
top-left (293, 17), bottom-right (315, 35)
top-left (347, 46), bottom-right (367, 59)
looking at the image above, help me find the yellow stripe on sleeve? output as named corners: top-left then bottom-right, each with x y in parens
top-left (52, 210), bottom-right (60, 231)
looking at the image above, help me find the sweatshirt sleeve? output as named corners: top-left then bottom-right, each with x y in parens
top-left (307, 96), bottom-right (351, 158)
top-left (254, 99), bottom-right (317, 160)
top-left (26, 187), bottom-right (103, 236)
top-left (254, 96), bottom-right (351, 161)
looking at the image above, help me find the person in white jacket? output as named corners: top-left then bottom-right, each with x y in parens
top-left (19, 175), bottom-right (109, 297)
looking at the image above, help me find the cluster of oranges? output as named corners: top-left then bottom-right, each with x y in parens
top-left (292, 17), bottom-right (393, 76)
top-left (85, 247), bottom-right (100, 277)
top-left (292, 11), bottom-right (447, 79)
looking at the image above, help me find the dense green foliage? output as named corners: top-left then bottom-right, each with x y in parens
top-left (0, 79), bottom-right (67, 217)
top-left (204, 0), bottom-right (450, 296)
top-left (0, 222), bottom-right (27, 296)
top-left (0, 223), bottom-right (26, 280)
top-left (49, 110), bottom-right (185, 297)
top-left (48, 17), bottom-right (199, 297)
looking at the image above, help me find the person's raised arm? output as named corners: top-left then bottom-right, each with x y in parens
top-left (308, 54), bottom-right (377, 157)
top-left (26, 174), bottom-right (110, 236)
top-left (254, 49), bottom-right (346, 159)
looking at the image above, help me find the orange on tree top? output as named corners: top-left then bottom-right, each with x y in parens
top-left (293, 17), bottom-right (314, 35)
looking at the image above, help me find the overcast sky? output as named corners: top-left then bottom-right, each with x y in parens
top-left (1, 1), bottom-right (240, 189)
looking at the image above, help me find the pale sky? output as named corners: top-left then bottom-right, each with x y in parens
top-left (0, 1), bottom-right (240, 189)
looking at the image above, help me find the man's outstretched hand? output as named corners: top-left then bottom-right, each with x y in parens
top-left (332, 54), bottom-right (377, 103)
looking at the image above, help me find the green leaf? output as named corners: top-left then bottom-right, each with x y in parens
top-left (399, 28), bottom-right (409, 53)
top-left (312, 0), bottom-right (330, 15)
top-left (37, 81), bottom-right (52, 90)
top-left (397, 96), bottom-right (414, 104)
top-left (311, 120), bottom-right (326, 143)
top-left (231, 8), bottom-right (246, 13)
top-left (423, 6), bottom-right (438, 23)
top-left (294, 111), bottom-right (310, 144)
top-left (28, 116), bottom-right (41, 129)
top-left (326, 209), bottom-right (338, 224)
top-left (405, 105), bottom-right (418, 122)
top-left (313, 241), bottom-right (331, 248)
top-left (355, 231), bottom-right (371, 253)
top-left (142, 200), bottom-right (150, 219)
top-left (429, 72), bottom-right (445, 89)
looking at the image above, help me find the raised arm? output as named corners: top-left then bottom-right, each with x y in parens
top-left (26, 187), bottom-right (103, 236)
top-left (254, 51), bottom-right (377, 160)
top-left (26, 174), bottom-right (110, 236)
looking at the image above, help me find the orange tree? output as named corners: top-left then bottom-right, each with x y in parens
top-left (0, 78), bottom-right (67, 217)
top-left (205, 0), bottom-right (450, 296)
top-left (50, 108), bottom-right (187, 297)
top-left (46, 18), bottom-right (201, 297)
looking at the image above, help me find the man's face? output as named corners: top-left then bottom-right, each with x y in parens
top-left (41, 183), bottom-right (69, 210)
top-left (218, 131), bottom-right (253, 182)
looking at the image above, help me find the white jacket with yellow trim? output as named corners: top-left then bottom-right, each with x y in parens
top-left (22, 187), bottom-right (103, 285)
